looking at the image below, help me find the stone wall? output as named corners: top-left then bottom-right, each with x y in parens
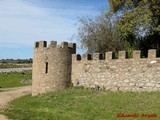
top-left (72, 50), bottom-right (160, 91)
top-left (32, 40), bottom-right (160, 96)
top-left (32, 41), bottom-right (76, 96)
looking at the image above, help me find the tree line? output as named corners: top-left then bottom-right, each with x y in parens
top-left (0, 58), bottom-right (32, 64)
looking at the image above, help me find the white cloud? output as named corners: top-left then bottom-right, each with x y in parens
top-left (0, 0), bottom-right (47, 16)
top-left (0, 0), bottom-right (78, 47)
top-left (0, 0), bottom-right (106, 58)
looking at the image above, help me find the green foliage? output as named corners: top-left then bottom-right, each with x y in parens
top-left (0, 71), bottom-right (32, 88)
top-left (119, 6), bottom-right (152, 37)
top-left (77, 12), bottom-right (124, 53)
top-left (107, 0), bottom-right (160, 56)
top-left (2, 88), bottom-right (160, 120)
top-left (108, 0), bottom-right (160, 37)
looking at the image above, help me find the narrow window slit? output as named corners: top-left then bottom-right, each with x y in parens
top-left (45, 62), bottom-right (48, 74)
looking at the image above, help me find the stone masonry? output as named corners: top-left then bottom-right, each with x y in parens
top-left (32, 41), bottom-right (160, 96)
top-left (32, 41), bottom-right (76, 96)
top-left (72, 50), bottom-right (160, 92)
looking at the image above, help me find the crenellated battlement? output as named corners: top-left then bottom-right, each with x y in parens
top-left (34, 41), bottom-right (47, 49)
top-left (32, 40), bottom-right (76, 96)
top-left (32, 40), bottom-right (160, 96)
top-left (72, 49), bottom-right (160, 92)
top-left (34, 41), bottom-right (76, 52)
top-left (72, 49), bottom-right (158, 61)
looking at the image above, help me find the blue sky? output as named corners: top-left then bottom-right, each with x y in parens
top-left (0, 0), bottom-right (108, 59)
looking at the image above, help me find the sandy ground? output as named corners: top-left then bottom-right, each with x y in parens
top-left (0, 86), bottom-right (31, 120)
top-left (0, 68), bottom-right (32, 73)
top-left (0, 115), bottom-right (8, 120)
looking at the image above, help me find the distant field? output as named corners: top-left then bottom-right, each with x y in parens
top-left (0, 59), bottom-right (32, 69)
top-left (2, 88), bottom-right (160, 120)
top-left (0, 71), bottom-right (32, 88)
top-left (0, 59), bottom-right (32, 64)
top-left (0, 63), bottom-right (32, 69)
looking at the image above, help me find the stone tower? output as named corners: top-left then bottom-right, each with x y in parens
top-left (32, 41), bottom-right (76, 96)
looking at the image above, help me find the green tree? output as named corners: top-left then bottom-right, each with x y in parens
top-left (108, 0), bottom-right (160, 53)
top-left (77, 12), bottom-right (124, 54)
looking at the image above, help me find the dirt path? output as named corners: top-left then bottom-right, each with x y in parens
top-left (0, 86), bottom-right (31, 120)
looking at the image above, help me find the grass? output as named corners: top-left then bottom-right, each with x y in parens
top-left (0, 71), bottom-right (32, 88)
top-left (1, 88), bottom-right (160, 120)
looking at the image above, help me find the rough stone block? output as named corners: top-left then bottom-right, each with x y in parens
top-left (39, 41), bottom-right (47, 49)
top-left (105, 52), bottom-right (112, 60)
top-left (93, 53), bottom-right (104, 60)
top-left (148, 49), bottom-right (156, 58)
top-left (61, 41), bottom-right (68, 48)
top-left (68, 43), bottom-right (76, 50)
top-left (72, 54), bottom-right (81, 61)
top-left (34, 42), bottom-right (39, 48)
top-left (50, 41), bottom-right (57, 48)
top-left (82, 54), bottom-right (92, 60)
top-left (133, 50), bottom-right (140, 59)
top-left (118, 51), bottom-right (126, 59)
